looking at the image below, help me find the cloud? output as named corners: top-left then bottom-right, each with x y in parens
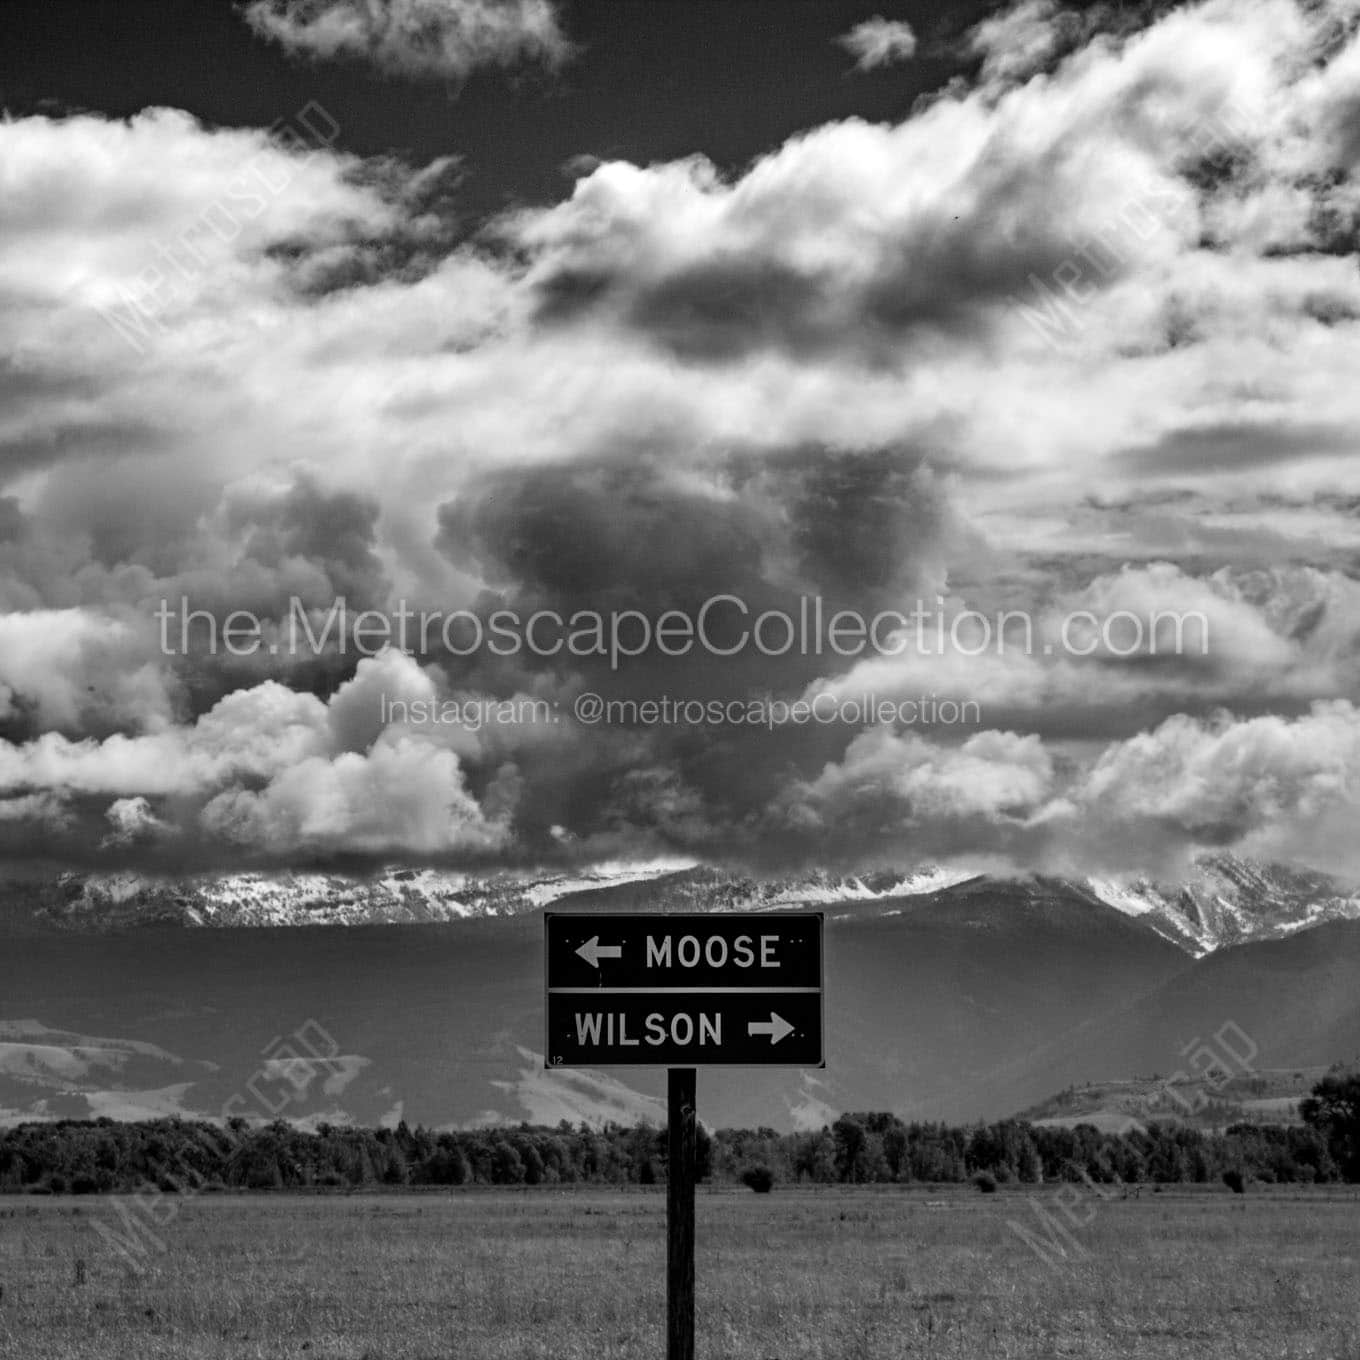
top-left (504, 0), bottom-right (1360, 439)
top-left (0, 610), bottom-right (178, 737)
top-left (5, 1), bottom-right (1360, 873)
top-left (1068, 700), bottom-right (1360, 875)
top-left (515, 128), bottom-right (1140, 360)
top-left (761, 698), bottom-right (1360, 878)
top-left (0, 792), bottom-right (72, 830)
top-left (967, 0), bottom-right (1068, 84)
top-left (803, 563), bottom-right (1360, 755)
top-left (0, 654), bottom-right (511, 862)
top-left (771, 727), bottom-right (1056, 856)
top-left (102, 796), bottom-right (176, 848)
top-left (241, 0), bottom-right (573, 81)
top-left (838, 16), bottom-right (918, 71)
top-left (199, 734), bottom-right (510, 856)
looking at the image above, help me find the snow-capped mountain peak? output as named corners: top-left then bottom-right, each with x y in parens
top-left (1086, 856), bottom-right (1360, 955)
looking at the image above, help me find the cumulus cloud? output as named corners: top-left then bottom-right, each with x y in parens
top-left (1067, 701), bottom-right (1360, 875)
top-left (758, 700), bottom-right (1360, 878)
top-left (778, 727), bottom-right (1055, 833)
top-left (967, 0), bottom-right (1069, 84)
top-left (0, 610), bottom-right (177, 736)
top-left (102, 796), bottom-right (176, 848)
top-left (838, 16), bottom-right (918, 71)
top-left (241, 0), bottom-right (573, 81)
top-left (199, 735), bottom-right (508, 856)
top-left (0, 654), bottom-right (511, 862)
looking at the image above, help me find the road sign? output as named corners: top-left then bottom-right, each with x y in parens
top-left (544, 912), bottom-right (824, 1067)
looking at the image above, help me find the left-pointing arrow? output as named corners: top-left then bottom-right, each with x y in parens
top-left (575, 936), bottom-right (623, 969)
top-left (747, 1013), bottom-right (795, 1045)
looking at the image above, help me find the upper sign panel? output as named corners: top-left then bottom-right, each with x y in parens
top-left (545, 913), bottom-right (823, 991)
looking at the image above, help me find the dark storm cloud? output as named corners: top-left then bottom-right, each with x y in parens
top-left (432, 443), bottom-right (956, 634)
top-left (4, 468), bottom-right (390, 622)
top-left (0, 470), bottom-right (398, 736)
top-left (0, 420), bottom-right (171, 484)
top-left (226, 475), bottom-right (390, 609)
top-left (0, 358), bottom-right (96, 406)
top-left (620, 258), bottom-right (841, 363)
top-left (426, 445), bottom-right (954, 712)
top-left (1120, 422), bottom-right (1358, 475)
top-left (34, 457), bottom-right (218, 578)
top-left (529, 217), bottom-right (1097, 363)
top-left (422, 444), bottom-right (969, 865)
top-left (154, 476), bottom-right (394, 717)
top-left (783, 448), bottom-right (954, 601)
top-left (435, 459), bottom-right (768, 602)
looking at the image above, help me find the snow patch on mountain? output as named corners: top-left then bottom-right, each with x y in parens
top-left (15, 859), bottom-right (699, 930)
top-left (750, 866), bottom-right (978, 908)
top-left (520, 858), bottom-right (698, 907)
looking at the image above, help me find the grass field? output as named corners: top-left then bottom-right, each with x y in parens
top-left (2, 1186), bottom-right (1359, 1359)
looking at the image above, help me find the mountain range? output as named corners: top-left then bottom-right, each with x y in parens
top-left (9, 854), bottom-right (1360, 955)
top-left (2, 855), bottom-right (1359, 1132)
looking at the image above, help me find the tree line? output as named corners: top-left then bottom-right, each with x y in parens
top-left (2, 1074), bottom-right (1357, 1194)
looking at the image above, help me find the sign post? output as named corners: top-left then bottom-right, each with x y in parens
top-left (544, 912), bottom-right (825, 1358)
top-left (667, 1066), bottom-right (696, 1360)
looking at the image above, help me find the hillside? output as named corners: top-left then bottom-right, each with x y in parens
top-left (1014, 1067), bottom-right (1330, 1133)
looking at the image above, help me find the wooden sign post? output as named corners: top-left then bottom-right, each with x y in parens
top-left (545, 912), bottom-right (825, 1358)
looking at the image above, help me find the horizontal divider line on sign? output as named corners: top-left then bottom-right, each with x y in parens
top-left (547, 986), bottom-right (822, 994)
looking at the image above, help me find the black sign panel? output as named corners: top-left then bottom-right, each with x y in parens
top-left (544, 913), bottom-right (824, 1067)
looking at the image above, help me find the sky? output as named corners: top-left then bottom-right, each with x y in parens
top-left (3, 0), bottom-right (1360, 881)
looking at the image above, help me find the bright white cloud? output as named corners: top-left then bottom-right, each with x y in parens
top-left (1070, 700), bottom-right (1360, 874)
top-left (241, 0), bottom-right (572, 80)
top-left (0, 654), bottom-right (511, 858)
top-left (782, 727), bottom-right (1056, 830)
top-left (967, 0), bottom-right (1065, 83)
top-left (768, 698), bottom-right (1360, 877)
top-left (199, 735), bottom-right (509, 855)
top-left (0, 610), bottom-right (177, 734)
top-left (102, 795), bottom-right (176, 847)
top-left (838, 16), bottom-right (918, 71)
top-left (806, 564), bottom-right (1360, 732)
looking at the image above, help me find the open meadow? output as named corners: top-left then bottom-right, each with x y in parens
top-left (2, 1186), bottom-right (1360, 1359)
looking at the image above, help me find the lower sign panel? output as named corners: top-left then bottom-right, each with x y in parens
top-left (546, 991), bottom-right (824, 1067)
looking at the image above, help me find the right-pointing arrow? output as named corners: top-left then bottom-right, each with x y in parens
top-left (748, 1012), bottom-right (795, 1045)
